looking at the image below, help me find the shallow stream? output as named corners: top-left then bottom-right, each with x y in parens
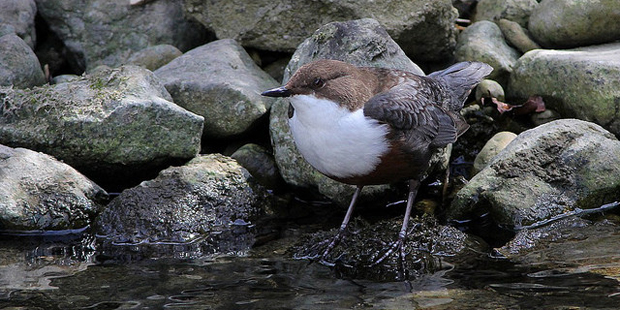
top-left (1, 212), bottom-right (619, 310)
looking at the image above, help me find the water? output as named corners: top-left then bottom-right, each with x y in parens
top-left (1, 219), bottom-right (619, 310)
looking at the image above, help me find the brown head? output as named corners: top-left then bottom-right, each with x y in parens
top-left (261, 59), bottom-right (379, 111)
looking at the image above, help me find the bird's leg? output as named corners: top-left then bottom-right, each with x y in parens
top-left (319, 185), bottom-right (363, 263)
top-left (370, 179), bottom-right (421, 277)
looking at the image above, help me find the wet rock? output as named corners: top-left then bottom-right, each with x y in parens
top-left (35, 0), bottom-right (209, 72)
top-left (507, 43), bottom-right (620, 136)
top-left (472, 131), bottom-right (516, 175)
top-left (231, 143), bottom-right (284, 191)
top-left (126, 44), bottom-right (183, 71)
top-left (0, 27), bottom-right (46, 88)
top-left (528, 0), bottom-right (620, 48)
top-left (472, 0), bottom-right (538, 28)
top-left (292, 215), bottom-right (488, 281)
top-left (155, 39), bottom-right (277, 139)
top-left (497, 215), bottom-right (620, 281)
top-left (96, 154), bottom-right (269, 247)
top-left (0, 65), bottom-right (204, 188)
top-left (184, 0), bottom-right (457, 62)
top-left (449, 119), bottom-right (620, 228)
top-left (0, 0), bottom-right (37, 49)
top-left (475, 79), bottom-right (505, 103)
top-left (498, 19), bottom-right (541, 53)
top-left (455, 21), bottom-right (520, 86)
top-left (268, 18), bottom-right (423, 206)
top-left (0, 144), bottom-right (108, 230)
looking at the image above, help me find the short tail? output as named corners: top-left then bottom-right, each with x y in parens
top-left (428, 61), bottom-right (493, 111)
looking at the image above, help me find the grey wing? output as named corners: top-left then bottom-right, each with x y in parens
top-left (363, 80), bottom-right (465, 151)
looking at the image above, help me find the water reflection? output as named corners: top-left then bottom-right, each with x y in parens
top-left (0, 221), bottom-right (619, 309)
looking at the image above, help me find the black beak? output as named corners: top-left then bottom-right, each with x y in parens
top-left (261, 86), bottom-right (291, 98)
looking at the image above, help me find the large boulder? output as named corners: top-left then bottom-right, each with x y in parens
top-left (268, 18), bottom-right (425, 205)
top-left (0, 27), bottom-right (46, 88)
top-left (0, 144), bottom-right (108, 230)
top-left (96, 154), bottom-right (269, 247)
top-left (35, 0), bottom-right (209, 72)
top-left (0, 65), bottom-right (204, 189)
top-left (184, 0), bottom-right (458, 62)
top-left (155, 39), bottom-right (277, 139)
top-left (448, 119), bottom-right (620, 228)
top-left (528, 0), bottom-right (620, 48)
top-left (0, 0), bottom-right (37, 49)
top-left (508, 43), bottom-right (620, 136)
top-left (455, 21), bottom-right (520, 86)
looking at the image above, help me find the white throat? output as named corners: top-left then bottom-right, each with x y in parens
top-left (288, 94), bottom-right (389, 179)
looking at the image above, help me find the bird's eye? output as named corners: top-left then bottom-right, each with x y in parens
top-left (313, 77), bottom-right (324, 88)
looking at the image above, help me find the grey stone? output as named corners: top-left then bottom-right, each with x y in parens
top-left (231, 143), bottom-right (284, 190)
top-left (155, 39), bottom-right (277, 139)
top-left (268, 19), bottom-right (426, 206)
top-left (455, 21), bottom-right (520, 86)
top-left (475, 79), bottom-right (505, 103)
top-left (0, 30), bottom-right (46, 88)
top-left (0, 144), bottom-right (108, 230)
top-left (126, 44), bottom-right (183, 71)
top-left (96, 154), bottom-right (268, 244)
top-left (184, 0), bottom-right (458, 62)
top-left (473, 0), bottom-right (538, 28)
top-left (472, 131), bottom-right (516, 175)
top-left (35, 0), bottom-right (209, 72)
top-left (528, 0), bottom-right (620, 48)
top-left (50, 74), bottom-right (80, 84)
top-left (507, 43), bottom-right (620, 136)
top-left (498, 19), bottom-right (541, 53)
top-left (448, 119), bottom-right (620, 228)
top-left (0, 65), bottom-right (204, 182)
top-left (0, 0), bottom-right (37, 49)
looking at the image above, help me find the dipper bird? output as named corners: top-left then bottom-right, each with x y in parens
top-left (262, 59), bottom-right (492, 264)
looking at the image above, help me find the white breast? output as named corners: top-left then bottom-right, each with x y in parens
top-left (288, 94), bottom-right (390, 179)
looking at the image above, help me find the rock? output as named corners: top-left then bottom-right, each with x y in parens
top-left (268, 19), bottom-right (425, 206)
top-left (528, 0), bottom-right (620, 48)
top-left (0, 0), bottom-right (37, 49)
top-left (283, 19), bottom-right (423, 80)
top-left (231, 143), bottom-right (284, 191)
top-left (530, 109), bottom-right (561, 127)
top-left (292, 215), bottom-right (488, 281)
top-left (472, 0), bottom-right (538, 28)
top-left (0, 28), bottom-right (46, 88)
top-left (448, 119), bottom-right (620, 228)
top-left (455, 21), bottom-right (520, 86)
top-left (126, 44), bottom-right (183, 71)
top-left (497, 19), bottom-right (541, 53)
top-left (0, 144), bottom-right (108, 230)
top-left (96, 154), bottom-right (268, 246)
top-left (35, 0), bottom-right (209, 72)
top-left (475, 79), bottom-right (505, 103)
top-left (155, 39), bottom-right (277, 139)
top-left (507, 43), bottom-right (620, 136)
top-left (50, 74), bottom-right (80, 84)
top-left (472, 131), bottom-right (517, 174)
top-left (184, 0), bottom-right (458, 62)
top-left (0, 65), bottom-right (204, 189)
top-left (497, 215), bottom-right (619, 259)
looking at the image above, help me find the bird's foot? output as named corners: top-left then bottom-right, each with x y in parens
top-left (369, 236), bottom-right (406, 266)
top-left (293, 228), bottom-right (347, 266)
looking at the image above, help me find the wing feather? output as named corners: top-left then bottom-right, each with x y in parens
top-left (363, 78), bottom-right (465, 152)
